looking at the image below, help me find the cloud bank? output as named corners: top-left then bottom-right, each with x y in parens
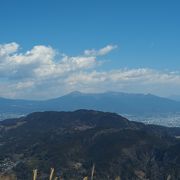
top-left (0, 42), bottom-right (180, 99)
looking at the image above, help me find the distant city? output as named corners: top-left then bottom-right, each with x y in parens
top-left (0, 113), bottom-right (24, 121)
top-left (123, 112), bottom-right (180, 127)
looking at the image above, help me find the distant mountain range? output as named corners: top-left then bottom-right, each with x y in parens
top-left (168, 95), bottom-right (180, 102)
top-left (0, 91), bottom-right (180, 116)
top-left (0, 110), bottom-right (180, 179)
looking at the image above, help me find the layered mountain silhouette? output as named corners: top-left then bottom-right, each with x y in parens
top-left (0, 110), bottom-right (180, 179)
top-left (168, 95), bottom-right (180, 102)
top-left (1, 91), bottom-right (180, 115)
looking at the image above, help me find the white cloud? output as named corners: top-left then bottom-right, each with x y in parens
top-left (0, 42), bottom-right (180, 99)
top-left (0, 42), bottom-right (19, 56)
top-left (65, 69), bottom-right (180, 87)
top-left (84, 45), bottom-right (117, 56)
top-left (0, 43), bottom-right (98, 80)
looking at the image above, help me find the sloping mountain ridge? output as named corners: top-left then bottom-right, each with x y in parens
top-left (0, 110), bottom-right (180, 179)
top-left (47, 91), bottom-right (180, 114)
top-left (0, 91), bottom-right (180, 115)
top-left (169, 95), bottom-right (180, 102)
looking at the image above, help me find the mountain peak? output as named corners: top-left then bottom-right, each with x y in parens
top-left (68, 91), bottom-right (83, 96)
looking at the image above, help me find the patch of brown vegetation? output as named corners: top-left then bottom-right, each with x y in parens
top-left (0, 174), bottom-right (17, 180)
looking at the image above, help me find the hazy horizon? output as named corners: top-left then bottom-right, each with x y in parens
top-left (0, 90), bottom-right (179, 101)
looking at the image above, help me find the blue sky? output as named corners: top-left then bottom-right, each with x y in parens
top-left (0, 0), bottom-right (180, 99)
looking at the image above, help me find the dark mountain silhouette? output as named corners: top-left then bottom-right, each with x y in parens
top-left (168, 95), bottom-right (180, 102)
top-left (0, 110), bottom-right (180, 179)
top-left (0, 91), bottom-right (180, 115)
